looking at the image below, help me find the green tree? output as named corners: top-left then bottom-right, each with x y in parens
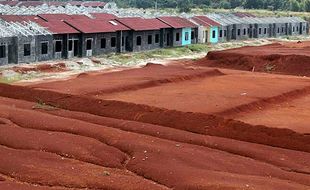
top-left (178, 0), bottom-right (192, 12)
top-left (289, 0), bottom-right (300, 11)
top-left (305, 0), bottom-right (310, 11)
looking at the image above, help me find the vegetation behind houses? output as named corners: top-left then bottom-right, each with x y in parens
top-left (113, 0), bottom-right (310, 13)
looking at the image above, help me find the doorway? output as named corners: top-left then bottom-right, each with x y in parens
top-left (166, 33), bottom-right (170, 46)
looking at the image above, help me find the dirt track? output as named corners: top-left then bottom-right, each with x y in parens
top-left (0, 41), bottom-right (310, 189)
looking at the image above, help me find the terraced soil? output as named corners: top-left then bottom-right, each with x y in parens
top-left (195, 42), bottom-right (310, 76)
top-left (0, 42), bottom-right (309, 189)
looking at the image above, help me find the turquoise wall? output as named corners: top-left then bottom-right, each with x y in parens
top-left (181, 27), bottom-right (192, 46)
top-left (209, 26), bottom-right (219, 44)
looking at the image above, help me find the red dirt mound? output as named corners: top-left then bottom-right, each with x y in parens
top-left (12, 63), bottom-right (67, 74)
top-left (196, 43), bottom-right (310, 76)
top-left (0, 83), bottom-right (309, 153)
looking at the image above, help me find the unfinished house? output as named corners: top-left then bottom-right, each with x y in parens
top-left (0, 26), bottom-right (15, 65)
top-left (116, 17), bottom-right (171, 52)
top-left (64, 17), bottom-right (130, 56)
top-left (158, 16), bottom-right (198, 47)
top-left (206, 14), bottom-right (232, 42)
top-left (285, 17), bottom-right (308, 36)
top-left (0, 15), bottom-right (53, 64)
top-left (191, 16), bottom-right (220, 44)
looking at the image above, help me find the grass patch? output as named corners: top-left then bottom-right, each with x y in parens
top-left (32, 99), bottom-right (59, 111)
top-left (98, 44), bottom-right (211, 65)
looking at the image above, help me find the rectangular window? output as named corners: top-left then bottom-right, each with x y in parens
top-left (101, 38), bottom-right (106, 49)
top-left (282, 27), bottom-right (284, 33)
top-left (68, 40), bottom-right (73, 51)
top-left (122, 37), bottom-right (125, 46)
top-left (24, 44), bottom-right (31, 56)
top-left (155, 34), bottom-right (159, 43)
top-left (55, 41), bottom-right (62, 53)
top-left (86, 39), bottom-right (92, 50)
top-left (243, 28), bottom-right (246, 35)
top-left (0, 45), bottom-right (5, 58)
top-left (176, 32), bottom-right (180, 41)
top-left (219, 30), bottom-right (222, 37)
top-left (148, 35), bottom-right (152, 44)
top-left (191, 31), bottom-right (194, 39)
top-left (259, 28), bottom-right (262, 35)
top-left (224, 30), bottom-right (227, 37)
top-left (41, 42), bottom-right (48, 55)
top-left (232, 29), bottom-right (235, 36)
top-left (185, 32), bottom-right (189, 41)
top-left (136, 36), bottom-right (141, 46)
top-left (111, 37), bottom-right (116, 47)
top-left (212, 30), bottom-right (216, 38)
top-left (278, 28), bottom-right (280, 33)
top-left (237, 29), bottom-right (241, 36)
top-left (264, 28), bottom-right (267, 34)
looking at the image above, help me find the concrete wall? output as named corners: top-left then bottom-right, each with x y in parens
top-left (218, 26), bottom-right (228, 43)
top-left (17, 36), bottom-right (36, 64)
top-left (172, 28), bottom-right (182, 47)
top-left (131, 30), bottom-right (161, 52)
top-left (255, 24), bottom-right (270, 38)
top-left (234, 24), bottom-right (249, 40)
top-left (209, 26), bottom-right (219, 43)
top-left (181, 27), bottom-right (192, 46)
top-left (0, 37), bottom-right (16, 65)
top-left (35, 35), bottom-right (54, 62)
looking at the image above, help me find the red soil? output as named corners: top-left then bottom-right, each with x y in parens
top-left (0, 42), bottom-right (309, 189)
top-left (195, 42), bottom-right (310, 76)
top-left (12, 62), bottom-right (67, 73)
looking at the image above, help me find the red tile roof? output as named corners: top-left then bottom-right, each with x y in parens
top-left (158, 16), bottom-right (197, 29)
top-left (90, 13), bottom-right (117, 20)
top-left (116, 17), bottom-right (170, 31)
top-left (39, 20), bottom-right (79, 34)
top-left (64, 18), bottom-right (129, 33)
top-left (38, 14), bottom-right (90, 21)
top-left (0, 1), bottom-right (20, 6)
top-left (192, 16), bottom-right (221, 27)
top-left (0, 15), bottom-right (44, 23)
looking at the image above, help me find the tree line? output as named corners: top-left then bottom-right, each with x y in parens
top-left (113, 0), bottom-right (310, 13)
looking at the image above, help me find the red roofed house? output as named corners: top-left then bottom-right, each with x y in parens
top-left (116, 17), bottom-right (171, 52)
top-left (0, 15), bottom-right (53, 63)
top-left (64, 17), bottom-right (130, 56)
top-left (191, 16), bottom-right (221, 44)
top-left (158, 16), bottom-right (198, 46)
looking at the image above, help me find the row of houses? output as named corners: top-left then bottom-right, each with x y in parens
top-left (0, 13), bottom-right (308, 65)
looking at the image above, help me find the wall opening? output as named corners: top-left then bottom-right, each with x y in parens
top-left (185, 32), bottom-right (189, 41)
top-left (212, 30), bottom-right (216, 38)
top-left (86, 39), bottom-right (92, 50)
top-left (24, 44), bottom-right (31, 56)
top-left (176, 32), bottom-right (180, 41)
top-left (136, 36), bottom-right (142, 46)
top-left (148, 35), bottom-right (152, 44)
top-left (101, 38), bottom-right (106, 49)
top-left (41, 42), bottom-right (48, 55)
top-left (55, 41), bottom-right (62, 53)
top-left (0, 45), bottom-right (5, 58)
top-left (155, 34), bottom-right (159, 43)
top-left (111, 37), bottom-right (116, 47)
